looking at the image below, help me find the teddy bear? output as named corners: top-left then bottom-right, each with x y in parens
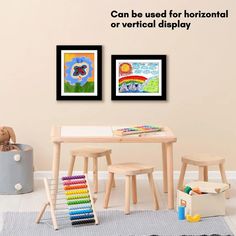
top-left (0, 126), bottom-right (20, 151)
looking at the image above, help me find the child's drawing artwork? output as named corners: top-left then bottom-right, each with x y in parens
top-left (112, 55), bottom-right (166, 100)
top-left (117, 61), bottom-right (160, 95)
top-left (64, 53), bottom-right (95, 94)
top-left (57, 45), bottom-right (102, 100)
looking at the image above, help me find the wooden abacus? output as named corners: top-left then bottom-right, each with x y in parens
top-left (35, 174), bottom-right (98, 230)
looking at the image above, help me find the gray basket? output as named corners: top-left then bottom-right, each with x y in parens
top-left (0, 144), bottom-right (33, 194)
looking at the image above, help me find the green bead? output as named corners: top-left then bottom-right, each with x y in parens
top-left (67, 194), bottom-right (90, 200)
top-left (67, 198), bottom-right (90, 205)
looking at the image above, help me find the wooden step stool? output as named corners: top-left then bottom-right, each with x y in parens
top-left (178, 154), bottom-right (230, 198)
top-left (68, 147), bottom-right (115, 193)
top-left (103, 162), bottom-right (159, 214)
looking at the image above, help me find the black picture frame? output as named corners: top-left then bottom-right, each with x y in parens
top-left (111, 55), bottom-right (166, 100)
top-left (56, 45), bottom-right (102, 100)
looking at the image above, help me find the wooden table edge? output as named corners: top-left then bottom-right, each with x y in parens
top-left (51, 125), bottom-right (177, 144)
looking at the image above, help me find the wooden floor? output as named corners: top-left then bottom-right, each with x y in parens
top-left (0, 178), bottom-right (235, 234)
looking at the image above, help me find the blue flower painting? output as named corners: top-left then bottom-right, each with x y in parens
top-left (65, 57), bottom-right (93, 86)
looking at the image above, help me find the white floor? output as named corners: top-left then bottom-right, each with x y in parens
top-left (0, 178), bottom-right (235, 234)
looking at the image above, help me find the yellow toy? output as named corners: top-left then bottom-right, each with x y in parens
top-left (186, 214), bottom-right (201, 223)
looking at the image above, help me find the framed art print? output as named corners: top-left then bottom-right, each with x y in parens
top-left (111, 55), bottom-right (166, 100)
top-left (56, 45), bottom-right (102, 100)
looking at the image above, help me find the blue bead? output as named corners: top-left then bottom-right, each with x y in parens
top-left (69, 208), bottom-right (93, 215)
top-left (70, 213), bottom-right (94, 221)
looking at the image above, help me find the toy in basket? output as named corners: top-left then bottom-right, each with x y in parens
top-left (36, 175), bottom-right (98, 230)
top-left (177, 181), bottom-right (229, 218)
top-left (113, 125), bottom-right (161, 136)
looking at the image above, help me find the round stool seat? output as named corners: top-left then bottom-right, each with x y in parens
top-left (108, 162), bottom-right (154, 175)
top-left (71, 147), bottom-right (111, 158)
top-left (182, 154), bottom-right (225, 166)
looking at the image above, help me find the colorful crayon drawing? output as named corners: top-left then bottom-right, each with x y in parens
top-left (118, 61), bottom-right (160, 94)
top-left (112, 55), bottom-right (166, 100)
top-left (64, 53), bottom-right (95, 93)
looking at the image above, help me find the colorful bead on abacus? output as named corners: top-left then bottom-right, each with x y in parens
top-left (69, 203), bottom-right (92, 210)
top-left (63, 179), bottom-right (86, 185)
top-left (65, 189), bottom-right (88, 195)
top-left (64, 184), bottom-right (87, 190)
top-left (70, 214), bottom-right (94, 221)
top-left (71, 219), bottom-right (95, 225)
top-left (67, 194), bottom-right (90, 200)
top-left (62, 175), bottom-right (85, 180)
top-left (67, 199), bottom-right (91, 205)
top-left (61, 174), bottom-right (98, 226)
top-left (69, 208), bottom-right (93, 215)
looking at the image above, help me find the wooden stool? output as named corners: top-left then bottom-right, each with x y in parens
top-left (178, 154), bottom-right (230, 198)
top-left (68, 147), bottom-right (115, 193)
top-left (103, 162), bottom-right (159, 214)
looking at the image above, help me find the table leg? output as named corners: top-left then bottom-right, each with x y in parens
top-left (199, 167), bottom-right (205, 181)
top-left (132, 176), bottom-right (137, 204)
top-left (166, 142), bottom-right (174, 209)
top-left (162, 143), bottom-right (168, 193)
top-left (52, 142), bottom-right (61, 206)
top-left (204, 166), bottom-right (208, 182)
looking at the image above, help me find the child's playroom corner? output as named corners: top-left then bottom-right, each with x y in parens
top-left (0, 0), bottom-right (236, 235)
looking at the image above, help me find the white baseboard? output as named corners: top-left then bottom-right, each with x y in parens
top-left (34, 170), bottom-right (236, 180)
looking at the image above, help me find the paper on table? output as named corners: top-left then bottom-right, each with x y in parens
top-left (61, 126), bottom-right (113, 137)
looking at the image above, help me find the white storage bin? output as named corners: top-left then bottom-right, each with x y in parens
top-left (177, 181), bottom-right (229, 217)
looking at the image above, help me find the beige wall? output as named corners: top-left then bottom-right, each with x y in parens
top-left (0, 0), bottom-right (235, 171)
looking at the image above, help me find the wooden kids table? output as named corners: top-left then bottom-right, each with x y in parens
top-left (51, 125), bottom-right (177, 209)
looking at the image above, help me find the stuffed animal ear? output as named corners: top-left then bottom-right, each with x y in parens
top-left (6, 127), bottom-right (16, 143)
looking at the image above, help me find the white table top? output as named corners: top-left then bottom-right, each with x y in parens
top-left (61, 126), bottom-right (113, 137)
